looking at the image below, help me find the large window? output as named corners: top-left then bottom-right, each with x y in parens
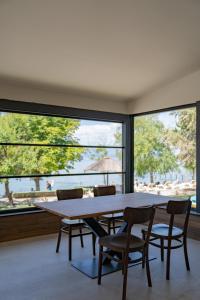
top-left (0, 111), bottom-right (124, 212)
top-left (2, 100), bottom-right (199, 214)
top-left (133, 107), bottom-right (196, 209)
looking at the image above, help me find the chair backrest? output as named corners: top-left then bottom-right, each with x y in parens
top-left (166, 199), bottom-right (192, 236)
top-left (123, 206), bottom-right (155, 228)
top-left (93, 185), bottom-right (116, 197)
top-left (56, 188), bottom-right (83, 201)
top-left (123, 206), bottom-right (156, 249)
top-left (167, 200), bottom-right (191, 214)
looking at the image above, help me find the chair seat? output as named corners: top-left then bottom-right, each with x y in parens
top-left (149, 223), bottom-right (183, 238)
top-left (101, 212), bottom-right (124, 219)
top-left (99, 233), bottom-right (145, 252)
top-left (61, 218), bottom-right (84, 226)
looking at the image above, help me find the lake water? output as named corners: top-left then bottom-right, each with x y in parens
top-left (0, 174), bottom-right (123, 197)
top-left (0, 164), bottom-right (194, 198)
top-left (136, 168), bottom-right (194, 185)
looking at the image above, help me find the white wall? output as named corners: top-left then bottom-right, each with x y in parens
top-left (3, 67), bottom-right (200, 115)
top-left (0, 79), bottom-right (127, 114)
top-left (128, 69), bottom-right (200, 114)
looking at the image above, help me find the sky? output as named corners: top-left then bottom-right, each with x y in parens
top-left (75, 120), bottom-right (122, 146)
top-left (72, 120), bottom-right (122, 172)
top-left (157, 111), bottom-right (176, 128)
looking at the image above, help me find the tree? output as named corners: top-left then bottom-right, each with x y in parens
top-left (88, 124), bottom-right (122, 163)
top-left (0, 114), bottom-right (26, 204)
top-left (16, 114), bottom-right (84, 190)
top-left (0, 113), bottom-right (84, 203)
top-left (89, 147), bottom-right (108, 161)
top-left (114, 126), bottom-right (123, 161)
top-left (170, 108), bottom-right (196, 179)
top-left (134, 116), bottom-right (177, 183)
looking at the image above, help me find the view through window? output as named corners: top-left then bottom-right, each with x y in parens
top-left (0, 112), bottom-right (123, 212)
top-left (134, 107), bottom-right (196, 209)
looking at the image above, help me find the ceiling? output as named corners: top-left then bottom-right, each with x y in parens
top-left (1, 0), bottom-right (200, 101)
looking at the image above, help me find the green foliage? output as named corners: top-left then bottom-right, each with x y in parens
top-left (0, 114), bottom-right (26, 177)
top-left (134, 116), bottom-right (177, 182)
top-left (89, 147), bottom-right (108, 161)
top-left (170, 108), bottom-right (196, 178)
top-left (0, 113), bottom-right (84, 198)
top-left (114, 129), bottom-right (122, 146)
top-left (114, 127), bottom-right (123, 160)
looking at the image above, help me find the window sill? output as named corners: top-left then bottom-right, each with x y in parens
top-left (1, 208), bottom-right (200, 218)
top-left (0, 208), bottom-right (44, 217)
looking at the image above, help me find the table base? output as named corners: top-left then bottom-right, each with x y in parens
top-left (71, 252), bottom-right (156, 279)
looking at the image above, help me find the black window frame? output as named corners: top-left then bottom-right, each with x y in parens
top-left (0, 99), bottom-right (132, 215)
top-left (132, 102), bottom-right (199, 212)
top-left (1, 99), bottom-right (198, 215)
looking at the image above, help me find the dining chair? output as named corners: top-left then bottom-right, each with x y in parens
top-left (98, 206), bottom-right (156, 300)
top-left (142, 199), bottom-right (191, 280)
top-left (93, 185), bottom-right (123, 234)
top-left (56, 188), bottom-right (96, 261)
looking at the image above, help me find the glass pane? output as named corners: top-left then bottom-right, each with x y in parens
top-left (0, 174), bottom-right (123, 211)
top-left (0, 112), bottom-right (122, 146)
top-left (74, 120), bottom-right (122, 146)
top-left (134, 107), bottom-right (196, 209)
top-left (74, 148), bottom-right (122, 174)
top-left (0, 146), bottom-right (122, 176)
top-left (0, 111), bottom-right (125, 212)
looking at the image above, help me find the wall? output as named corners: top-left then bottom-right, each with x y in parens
top-left (2, 68), bottom-right (200, 116)
top-left (1, 208), bottom-right (199, 242)
top-left (4, 67), bottom-right (200, 116)
top-left (0, 78), bottom-right (127, 114)
top-left (128, 68), bottom-right (200, 114)
top-left (0, 211), bottom-right (60, 242)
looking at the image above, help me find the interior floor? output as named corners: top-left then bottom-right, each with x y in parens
top-left (0, 228), bottom-right (199, 300)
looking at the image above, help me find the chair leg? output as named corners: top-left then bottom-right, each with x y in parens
top-left (56, 225), bottom-right (62, 253)
top-left (68, 225), bottom-right (72, 261)
top-left (145, 246), bottom-right (152, 287)
top-left (142, 249), bottom-right (145, 269)
top-left (98, 245), bottom-right (103, 285)
top-left (92, 233), bottom-right (96, 256)
top-left (122, 251), bottom-right (129, 300)
top-left (79, 226), bottom-right (84, 248)
top-left (183, 237), bottom-right (190, 271)
top-left (122, 252), bottom-right (125, 275)
top-left (160, 238), bottom-right (164, 262)
top-left (113, 219), bottom-right (116, 234)
top-left (166, 239), bottom-right (172, 280)
top-left (142, 231), bottom-right (145, 269)
top-left (107, 219), bottom-right (111, 235)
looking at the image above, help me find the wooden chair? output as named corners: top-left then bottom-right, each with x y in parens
top-left (93, 185), bottom-right (123, 234)
top-left (56, 188), bottom-right (96, 261)
top-left (142, 199), bottom-right (191, 280)
top-left (98, 206), bottom-right (156, 300)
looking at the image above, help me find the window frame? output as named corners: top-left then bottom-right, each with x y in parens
top-left (132, 103), bottom-right (199, 212)
top-left (0, 99), bottom-right (131, 214)
top-left (1, 99), bottom-right (198, 215)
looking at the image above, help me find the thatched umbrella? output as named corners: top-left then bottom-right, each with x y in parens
top-left (84, 157), bottom-right (121, 185)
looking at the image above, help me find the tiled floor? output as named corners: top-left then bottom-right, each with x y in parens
top-left (0, 229), bottom-right (200, 300)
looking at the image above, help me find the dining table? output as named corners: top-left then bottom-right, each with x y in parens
top-left (36, 192), bottom-right (180, 278)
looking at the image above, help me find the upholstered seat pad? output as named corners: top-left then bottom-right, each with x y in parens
top-left (150, 224), bottom-right (183, 237)
top-left (99, 233), bottom-right (145, 252)
top-left (101, 213), bottom-right (124, 219)
top-left (61, 218), bottom-right (84, 225)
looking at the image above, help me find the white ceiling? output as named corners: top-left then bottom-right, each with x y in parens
top-left (1, 0), bottom-right (200, 101)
